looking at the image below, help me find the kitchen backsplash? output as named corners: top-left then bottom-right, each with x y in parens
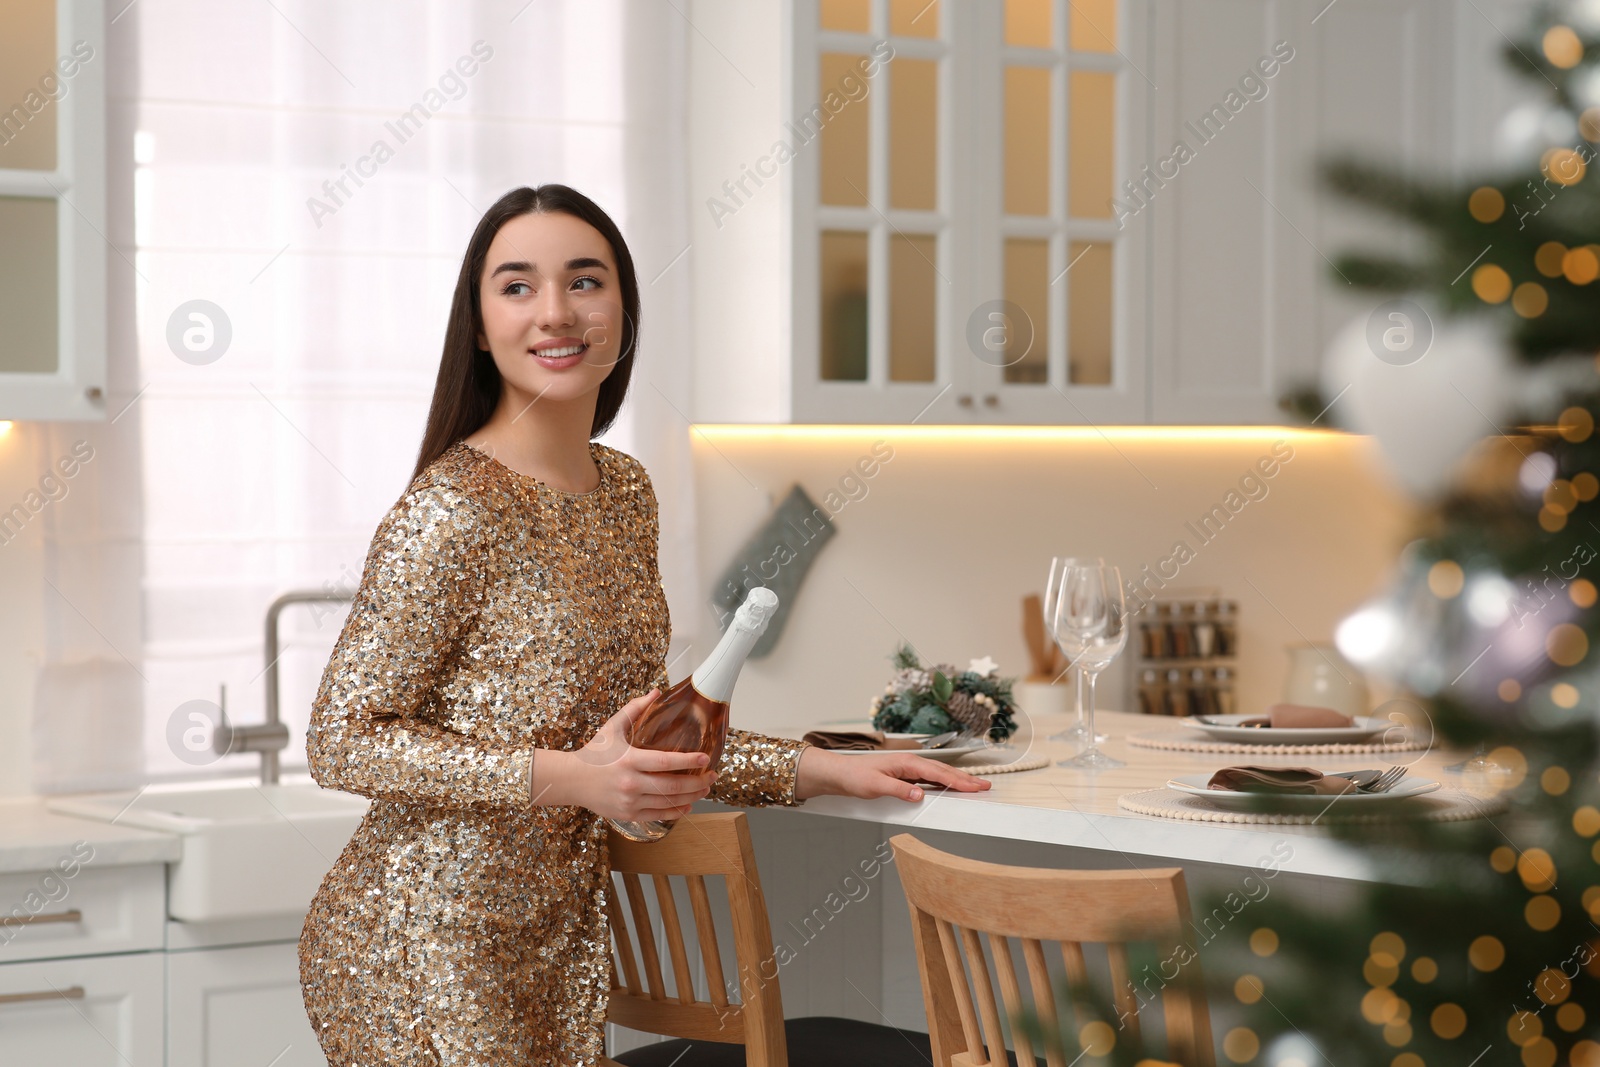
top-left (689, 426), bottom-right (1415, 734)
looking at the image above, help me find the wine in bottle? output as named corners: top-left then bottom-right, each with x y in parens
top-left (608, 586), bottom-right (779, 843)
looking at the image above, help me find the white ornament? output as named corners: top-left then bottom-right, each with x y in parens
top-left (1495, 102), bottom-right (1578, 166)
top-left (1574, 65), bottom-right (1600, 110)
top-left (1320, 307), bottom-right (1512, 498)
top-left (968, 655), bottom-right (999, 677)
top-left (1566, 0), bottom-right (1600, 34)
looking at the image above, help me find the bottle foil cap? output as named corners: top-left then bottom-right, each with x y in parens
top-left (733, 587), bottom-right (779, 633)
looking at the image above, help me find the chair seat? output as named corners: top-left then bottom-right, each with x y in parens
top-left (610, 1015), bottom-right (934, 1067)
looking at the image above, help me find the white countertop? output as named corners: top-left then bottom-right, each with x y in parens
top-left (767, 709), bottom-right (1486, 883)
top-left (0, 797), bottom-right (182, 874)
top-left (2, 714), bottom-right (1484, 883)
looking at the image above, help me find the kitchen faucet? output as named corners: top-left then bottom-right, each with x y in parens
top-left (213, 589), bottom-right (354, 785)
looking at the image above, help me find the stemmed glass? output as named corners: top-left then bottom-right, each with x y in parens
top-left (1053, 559), bottom-right (1128, 770)
top-left (1044, 557), bottom-right (1105, 745)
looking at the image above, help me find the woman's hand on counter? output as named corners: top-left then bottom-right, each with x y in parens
top-left (793, 746), bottom-right (994, 803)
top-left (529, 689), bottom-right (718, 821)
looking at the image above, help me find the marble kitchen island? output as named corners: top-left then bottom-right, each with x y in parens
top-left (779, 708), bottom-right (1484, 884)
top-left (671, 708), bottom-right (1488, 1044)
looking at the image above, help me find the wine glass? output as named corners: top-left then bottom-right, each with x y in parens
top-left (1054, 560), bottom-right (1128, 770)
top-left (1043, 557), bottom-right (1105, 745)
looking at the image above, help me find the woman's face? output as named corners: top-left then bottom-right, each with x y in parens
top-left (476, 211), bottom-right (624, 414)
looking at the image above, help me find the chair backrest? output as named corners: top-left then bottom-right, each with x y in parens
top-left (890, 833), bottom-right (1216, 1067)
top-left (605, 813), bottom-right (788, 1067)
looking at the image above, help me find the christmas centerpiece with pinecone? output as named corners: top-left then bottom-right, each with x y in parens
top-left (870, 644), bottom-right (1019, 742)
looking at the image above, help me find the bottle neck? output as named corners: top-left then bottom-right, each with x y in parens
top-left (691, 620), bottom-right (763, 703)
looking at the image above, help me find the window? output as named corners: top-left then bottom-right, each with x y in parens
top-left (794, 0), bottom-right (1135, 417)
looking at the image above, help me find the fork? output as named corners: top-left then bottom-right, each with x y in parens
top-left (1330, 767), bottom-right (1408, 793)
top-left (1358, 766), bottom-right (1408, 794)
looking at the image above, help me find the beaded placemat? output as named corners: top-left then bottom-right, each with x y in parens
top-left (1117, 787), bottom-right (1508, 825)
top-left (1128, 730), bottom-right (1426, 756)
top-left (952, 751), bottom-right (1052, 775)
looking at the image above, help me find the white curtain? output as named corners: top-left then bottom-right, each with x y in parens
top-left (31, 0), bottom-right (696, 790)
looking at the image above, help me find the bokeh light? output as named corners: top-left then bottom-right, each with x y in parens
top-left (1512, 281), bottom-right (1550, 317)
top-left (1222, 1028), bottom-right (1259, 1063)
top-left (1535, 241), bottom-right (1567, 276)
top-left (1079, 1021), bottom-right (1115, 1056)
top-left (1432, 1003), bottom-right (1467, 1039)
top-left (1469, 186), bottom-right (1505, 222)
top-left (1542, 24), bottom-right (1584, 68)
top-left (1545, 623), bottom-right (1587, 666)
top-left (1525, 894), bottom-right (1560, 931)
top-left (1469, 935), bottom-right (1505, 971)
top-left (1427, 561), bottom-right (1464, 598)
top-left (1472, 264), bottom-right (1512, 303)
top-left (1517, 848), bottom-right (1557, 891)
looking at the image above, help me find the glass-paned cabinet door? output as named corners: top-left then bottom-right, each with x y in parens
top-left (792, 0), bottom-right (1146, 424)
top-left (969, 0), bottom-right (1148, 424)
top-left (792, 0), bottom-right (975, 423)
top-left (0, 0), bottom-right (107, 420)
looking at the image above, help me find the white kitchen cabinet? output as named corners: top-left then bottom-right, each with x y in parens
top-left (689, 0), bottom-right (1472, 426)
top-left (0, 860), bottom-right (165, 963)
top-left (0, 0), bottom-right (108, 421)
top-left (692, 0), bottom-right (1155, 426)
top-left (0, 951), bottom-right (165, 1065)
top-left (167, 941), bottom-right (326, 1067)
top-left (1146, 0), bottom-right (1457, 424)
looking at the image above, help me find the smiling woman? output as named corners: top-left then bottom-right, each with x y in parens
top-left (295, 184), bottom-right (990, 1066)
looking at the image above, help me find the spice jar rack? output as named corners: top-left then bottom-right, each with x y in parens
top-left (1132, 594), bottom-right (1239, 717)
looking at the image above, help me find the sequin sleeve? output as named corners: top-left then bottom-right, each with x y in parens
top-left (305, 479), bottom-right (533, 809)
top-left (712, 728), bottom-right (811, 807)
top-left (630, 460), bottom-right (811, 808)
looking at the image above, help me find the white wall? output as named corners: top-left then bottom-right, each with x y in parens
top-left (688, 426), bottom-right (1415, 731)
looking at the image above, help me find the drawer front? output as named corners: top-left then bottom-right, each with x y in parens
top-left (169, 942), bottom-right (328, 1067)
top-left (0, 952), bottom-right (165, 1066)
top-left (0, 862), bottom-right (165, 964)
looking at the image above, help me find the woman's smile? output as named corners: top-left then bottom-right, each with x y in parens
top-left (531, 336), bottom-right (589, 367)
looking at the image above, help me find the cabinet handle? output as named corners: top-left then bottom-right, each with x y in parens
top-left (957, 394), bottom-right (974, 407)
top-left (3, 909), bottom-right (82, 928)
top-left (0, 986), bottom-right (86, 1006)
top-left (981, 394), bottom-right (998, 407)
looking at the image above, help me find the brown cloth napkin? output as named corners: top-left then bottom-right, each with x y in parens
top-left (1237, 704), bottom-right (1355, 729)
top-left (801, 730), bottom-right (926, 751)
top-left (1207, 765), bottom-right (1360, 795)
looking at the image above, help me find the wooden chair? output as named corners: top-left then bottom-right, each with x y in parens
top-left (890, 833), bottom-right (1217, 1067)
top-left (604, 813), bottom-right (934, 1067)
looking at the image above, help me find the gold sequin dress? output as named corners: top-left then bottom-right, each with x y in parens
top-left (298, 439), bottom-right (810, 1066)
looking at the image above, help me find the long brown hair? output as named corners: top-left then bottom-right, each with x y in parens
top-left (411, 185), bottom-right (641, 480)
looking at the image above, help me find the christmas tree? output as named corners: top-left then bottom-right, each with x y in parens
top-left (1037, 2), bottom-right (1600, 1064)
top-left (1205, 3), bottom-right (1600, 1064)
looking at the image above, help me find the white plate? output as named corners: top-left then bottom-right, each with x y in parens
top-left (1167, 772), bottom-right (1441, 811)
top-left (832, 735), bottom-right (993, 763)
top-left (1179, 714), bottom-right (1395, 746)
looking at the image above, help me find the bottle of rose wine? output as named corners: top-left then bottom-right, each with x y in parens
top-left (609, 587), bottom-right (780, 843)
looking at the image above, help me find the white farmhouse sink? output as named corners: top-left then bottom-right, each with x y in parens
top-left (48, 780), bottom-right (369, 923)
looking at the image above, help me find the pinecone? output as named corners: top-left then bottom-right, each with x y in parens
top-left (944, 690), bottom-right (992, 738)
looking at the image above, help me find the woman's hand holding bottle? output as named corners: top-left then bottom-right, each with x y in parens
top-left (529, 689), bottom-right (718, 822)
